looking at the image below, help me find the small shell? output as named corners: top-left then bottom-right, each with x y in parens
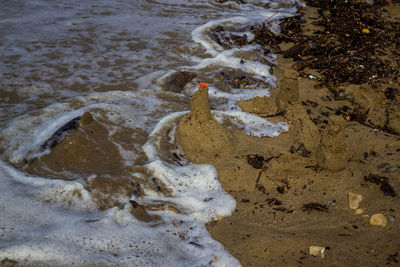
top-left (309, 246), bottom-right (326, 258)
top-left (348, 192), bottom-right (363, 210)
top-left (370, 213), bottom-right (387, 227)
top-left (355, 208), bottom-right (365, 215)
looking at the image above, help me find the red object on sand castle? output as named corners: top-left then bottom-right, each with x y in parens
top-left (199, 83), bottom-right (208, 88)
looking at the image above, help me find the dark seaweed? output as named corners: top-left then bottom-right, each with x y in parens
top-left (302, 202), bottom-right (329, 213)
top-left (39, 116), bottom-right (81, 152)
top-left (364, 173), bottom-right (396, 197)
top-left (211, 0), bottom-right (400, 89)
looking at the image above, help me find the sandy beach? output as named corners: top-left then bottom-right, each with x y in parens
top-left (176, 2), bottom-right (400, 266)
top-left (2, 1), bottom-right (399, 266)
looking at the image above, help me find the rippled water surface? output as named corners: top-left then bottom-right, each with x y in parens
top-left (0, 0), bottom-right (299, 265)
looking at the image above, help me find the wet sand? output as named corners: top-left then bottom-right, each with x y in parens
top-left (177, 4), bottom-right (400, 266)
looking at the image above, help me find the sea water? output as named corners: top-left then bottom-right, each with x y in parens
top-left (0, 0), bottom-right (300, 265)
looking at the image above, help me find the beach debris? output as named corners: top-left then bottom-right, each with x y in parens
top-left (162, 71), bottom-right (196, 93)
top-left (292, 58), bottom-right (314, 71)
top-left (378, 162), bottom-right (390, 169)
top-left (188, 241), bottom-right (204, 249)
top-left (130, 200), bottom-right (179, 215)
top-left (387, 166), bottom-right (398, 172)
top-left (283, 45), bottom-right (302, 58)
top-left (199, 82), bottom-right (207, 88)
top-left (388, 215), bottom-right (396, 223)
top-left (266, 197), bottom-right (282, 206)
top-left (0, 258), bottom-right (18, 266)
top-left (146, 204), bottom-right (179, 214)
top-left (247, 154), bottom-right (265, 169)
top-left (276, 179), bottom-right (290, 194)
top-left (211, 215), bottom-right (223, 222)
top-left (362, 28), bottom-right (370, 34)
top-left (370, 213), bottom-right (387, 227)
top-left (209, 256), bottom-right (219, 265)
top-left (329, 90), bottom-right (353, 101)
top-left (273, 207), bottom-right (293, 213)
top-left (260, 110), bottom-right (285, 118)
top-left (262, 12), bottom-right (279, 25)
top-left (309, 246), bottom-right (326, 258)
top-left (328, 199), bottom-right (337, 206)
top-left (387, 252), bottom-right (399, 264)
top-left (384, 87), bottom-right (400, 101)
top-left (215, 0), bottom-right (246, 4)
top-left (355, 208), bottom-right (365, 215)
top-left (129, 200), bottom-right (161, 222)
top-left (210, 26), bottom-right (249, 49)
top-left (255, 184), bottom-right (268, 194)
top-left (39, 116), bottom-right (81, 152)
top-left (348, 192), bottom-right (363, 210)
top-left (212, 1), bottom-right (400, 89)
top-left (302, 202), bottom-right (328, 213)
top-left (364, 173), bottom-right (396, 197)
top-left (247, 154), bottom-right (281, 170)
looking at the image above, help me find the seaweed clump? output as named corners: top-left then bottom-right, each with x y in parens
top-left (211, 0), bottom-right (400, 90)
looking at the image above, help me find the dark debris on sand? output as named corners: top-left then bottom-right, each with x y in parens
top-left (211, 0), bottom-right (400, 90)
top-left (364, 173), bottom-right (396, 197)
top-left (302, 202), bottom-right (329, 213)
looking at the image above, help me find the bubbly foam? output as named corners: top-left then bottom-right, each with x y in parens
top-left (0, 160), bottom-right (239, 266)
top-left (0, 100), bottom-right (240, 266)
top-left (214, 111), bottom-right (288, 137)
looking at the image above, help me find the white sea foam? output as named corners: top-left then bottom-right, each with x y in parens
top-left (193, 45), bottom-right (273, 77)
top-left (214, 110), bottom-right (288, 137)
top-left (0, 160), bottom-right (239, 266)
top-left (187, 7), bottom-right (298, 111)
top-left (0, 98), bottom-right (240, 266)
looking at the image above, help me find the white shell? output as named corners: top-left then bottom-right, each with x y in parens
top-left (348, 192), bottom-right (363, 209)
top-left (370, 213), bottom-right (387, 227)
top-left (309, 246), bottom-right (326, 258)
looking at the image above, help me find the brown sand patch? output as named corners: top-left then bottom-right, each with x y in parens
top-left (25, 113), bottom-right (140, 210)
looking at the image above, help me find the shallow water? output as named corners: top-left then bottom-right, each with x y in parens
top-left (0, 0), bottom-right (299, 265)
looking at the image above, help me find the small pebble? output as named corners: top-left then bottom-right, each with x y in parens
top-left (378, 162), bottom-right (390, 169)
top-left (370, 213), bottom-right (387, 227)
top-left (348, 192), bottom-right (363, 210)
top-left (309, 246), bottom-right (326, 259)
top-left (355, 208), bottom-right (365, 215)
top-left (387, 166), bottom-right (398, 172)
top-left (388, 215), bottom-right (395, 223)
